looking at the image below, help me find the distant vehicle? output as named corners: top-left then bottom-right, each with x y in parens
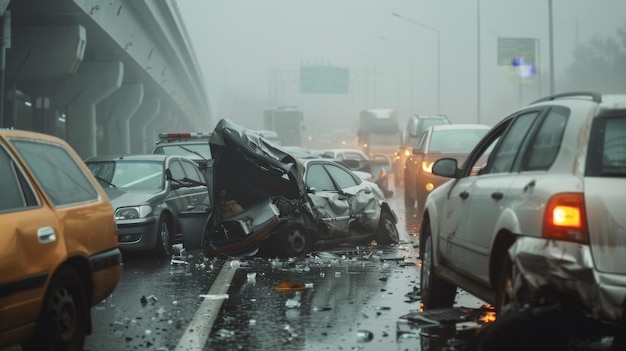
top-left (85, 154), bottom-right (210, 258)
top-left (0, 129), bottom-right (121, 350)
top-left (394, 114), bottom-right (451, 186)
top-left (151, 132), bottom-right (212, 176)
top-left (182, 119), bottom-right (399, 259)
top-left (263, 106), bottom-right (306, 146)
top-left (420, 92), bottom-right (626, 348)
top-left (357, 109), bottom-right (401, 169)
top-left (404, 124), bottom-right (490, 212)
top-left (321, 148), bottom-right (394, 198)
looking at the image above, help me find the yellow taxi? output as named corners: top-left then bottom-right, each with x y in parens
top-left (0, 129), bottom-right (122, 350)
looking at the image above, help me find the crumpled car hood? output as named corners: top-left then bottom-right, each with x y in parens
top-left (209, 119), bottom-right (305, 199)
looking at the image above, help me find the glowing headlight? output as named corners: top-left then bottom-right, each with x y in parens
top-left (422, 161), bottom-right (434, 173)
top-left (115, 205), bottom-right (152, 220)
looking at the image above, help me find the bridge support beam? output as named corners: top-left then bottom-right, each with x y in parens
top-left (130, 96), bottom-right (161, 153)
top-left (55, 61), bottom-right (123, 159)
top-left (97, 83), bottom-right (144, 155)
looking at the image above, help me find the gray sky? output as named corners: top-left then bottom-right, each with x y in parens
top-left (176, 0), bottom-right (626, 134)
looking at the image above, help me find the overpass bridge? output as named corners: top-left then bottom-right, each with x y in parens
top-left (0, 0), bottom-right (211, 159)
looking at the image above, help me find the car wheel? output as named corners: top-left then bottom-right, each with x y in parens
top-left (278, 223), bottom-right (312, 258)
top-left (375, 211), bottom-right (399, 244)
top-left (22, 268), bottom-right (88, 351)
top-left (155, 216), bottom-right (173, 258)
top-left (420, 224), bottom-right (457, 310)
top-left (495, 253), bottom-right (521, 318)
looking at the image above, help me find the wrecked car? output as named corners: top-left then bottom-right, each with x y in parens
top-left (184, 119), bottom-right (400, 259)
top-left (419, 92), bottom-right (626, 347)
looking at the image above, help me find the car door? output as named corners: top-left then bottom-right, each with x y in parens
top-left (435, 123), bottom-right (507, 272)
top-left (457, 110), bottom-right (544, 282)
top-left (305, 162), bottom-right (352, 238)
top-left (0, 143), bottom-right (58, 335)
top-left (174, 158), bottom-right (212, 250)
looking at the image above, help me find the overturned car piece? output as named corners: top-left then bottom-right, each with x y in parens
top-left (194, 119), bottom-right (399, 258)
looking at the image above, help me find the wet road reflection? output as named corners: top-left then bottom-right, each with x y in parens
top-left (77, 181), bottom-right (617, 351)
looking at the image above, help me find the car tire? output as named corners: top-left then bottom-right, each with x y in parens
top-left (375, 211), bottom-right (400, 244)
top-left (420, 224), bottom-right (457, 310)
top-left (277, 223), bottom-right (312, 258)
top-left (495, 253), bottom-right (522, 318)
top-left (155, 216), bottom-right (173, 258)
top-left (22, 268), bottom-right (88, 351)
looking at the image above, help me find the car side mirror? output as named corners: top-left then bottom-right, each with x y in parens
top-left (432, 158), bottom-right (458, 177)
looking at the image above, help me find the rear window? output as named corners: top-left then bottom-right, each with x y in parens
top-left (10, 139), bottom-right (99, 206)
top-left (418, 118), bottom-right (450, 135)
top-left (586, 114), bottom-right (626, 177)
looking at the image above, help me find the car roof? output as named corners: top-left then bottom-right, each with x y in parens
top-left (411, 114), bottom-right (449, 120)
top-left (430, 124), bottom-right (491, 131)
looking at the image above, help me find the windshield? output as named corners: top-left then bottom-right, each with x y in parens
top-left (87, 160), bottom-right (165, 191)
top-left (428, 129), bottom-right (489, 154)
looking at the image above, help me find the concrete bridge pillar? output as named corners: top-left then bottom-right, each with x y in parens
top-left (130, 96), bottom-right (161, 153)
top-left (55, 61), bottom-right (123, 159)
top-left (7, 25), bottom-right (86, 134)
top-left (97, 83), bottom-right (144, 155)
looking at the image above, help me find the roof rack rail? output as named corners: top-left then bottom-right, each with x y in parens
top-left (530, 91), bottom-right (602, 105)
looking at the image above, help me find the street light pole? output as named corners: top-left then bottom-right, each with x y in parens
top-left (379, 35), bottom-right (415, 115)
top-left (477, 0), bottom-right (481, 123)
top-left (392, 12), bottom-right (440, 115)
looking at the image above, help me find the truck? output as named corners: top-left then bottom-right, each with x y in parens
top-left (263, 106), bottom-right (305, 146)
top-left (357, 108), bottom-right (401, 158)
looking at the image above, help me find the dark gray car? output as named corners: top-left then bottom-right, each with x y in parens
top-left (85, 154), bottom-right (210, 257)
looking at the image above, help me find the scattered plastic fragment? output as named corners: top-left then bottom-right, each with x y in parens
top-left (214, 328), bottom-right (235, 339)
top-left (356, 329), bottom-right (374, 342)
top-left (313, 306), bottom-right (332, 312)
top-left (140, 295), bottom-right (157, 306)
top-left (285, 291), bottom-right (302, 308)
top-left (405, 286), bottom-right (421, 302)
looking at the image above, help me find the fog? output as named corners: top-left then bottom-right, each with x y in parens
top-left (175, 0), bottom-right (626, 135)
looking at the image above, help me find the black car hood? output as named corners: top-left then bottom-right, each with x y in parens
top-left (209, 119), bottom-right (305, 200)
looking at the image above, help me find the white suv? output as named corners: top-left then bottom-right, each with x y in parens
top-left (420, 92), bottom-right (626, 343)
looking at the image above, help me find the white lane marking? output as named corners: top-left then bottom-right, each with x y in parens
top-left (175, 262), bottom-right (236, 351)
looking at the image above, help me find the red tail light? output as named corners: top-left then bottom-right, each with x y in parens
top-left (542, 193), bottom-right (589, 244)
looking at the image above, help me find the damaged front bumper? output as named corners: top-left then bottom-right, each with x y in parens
top-left (509, 236), bottom-right (626, 325)
top-left (204, 198), bottom-right (282, 258)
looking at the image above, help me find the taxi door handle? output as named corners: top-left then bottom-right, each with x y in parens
top-left (38, 226), bottom-right (57, 244)
top-left (459, 191), bottom-right (469, 199)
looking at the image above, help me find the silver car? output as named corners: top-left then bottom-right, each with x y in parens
top-left (420, 92), bottom-right (626, 346)
top-left (186, 119), bottom-right (400, 259)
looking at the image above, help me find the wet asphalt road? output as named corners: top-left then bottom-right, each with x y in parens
top-left (6, 181), bottom-right (615, 351)
top-left (80, 185), bottom-right (496, 351)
